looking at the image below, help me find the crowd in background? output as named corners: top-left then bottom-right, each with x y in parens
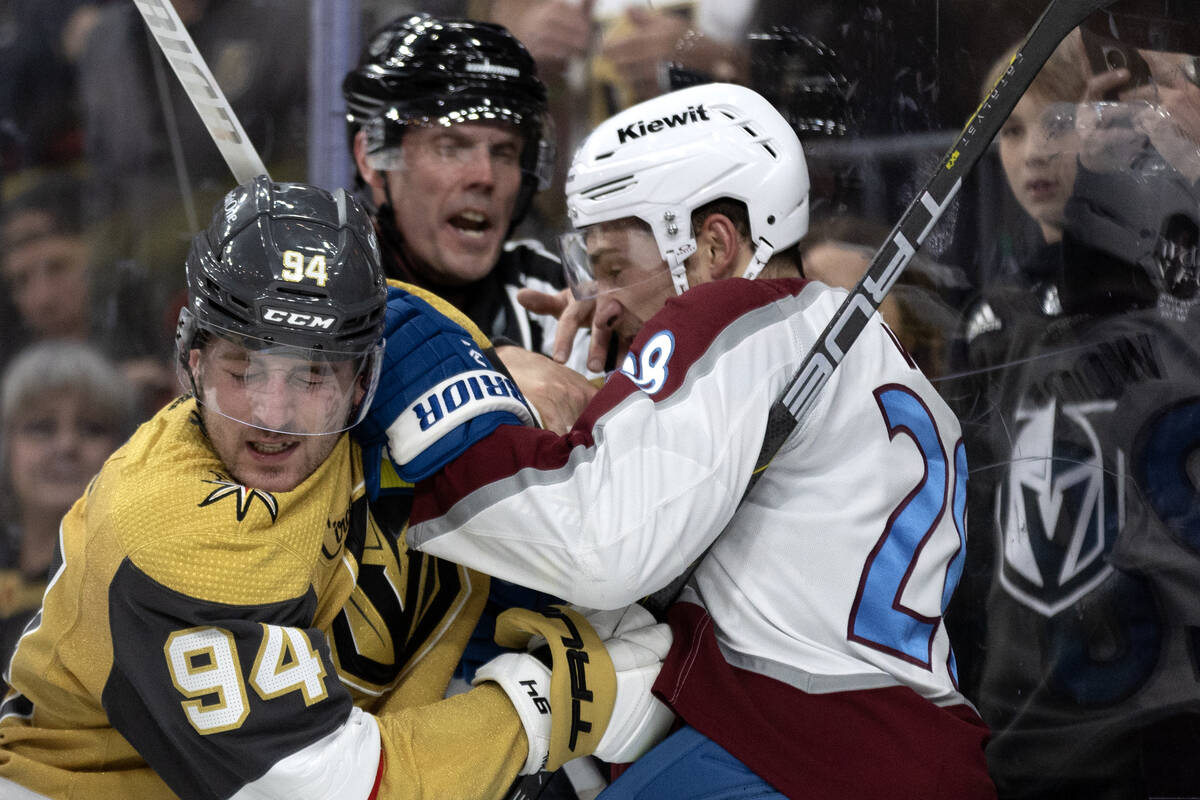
top-left (2, 0), bottom-right (1200, 797)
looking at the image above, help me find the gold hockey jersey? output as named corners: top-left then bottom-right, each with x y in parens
top-left (0, 283), bottom-right (527, 800)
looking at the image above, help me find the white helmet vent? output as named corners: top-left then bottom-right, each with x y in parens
top-left (582, 175), bottom-right (637, 200)
top-left (736, 123), bottom-right (778, 159)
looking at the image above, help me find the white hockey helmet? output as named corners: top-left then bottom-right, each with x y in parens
top-left (562, 82), bottom-right (810, 297)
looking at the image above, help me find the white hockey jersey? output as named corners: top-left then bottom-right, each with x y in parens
top-left (408, 276), bottom-right (992, 798)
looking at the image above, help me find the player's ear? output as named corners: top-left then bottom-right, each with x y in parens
top-left (697, 214), bottom-right (743, 281)
top-left (353, 130), bottom-right (386, 194)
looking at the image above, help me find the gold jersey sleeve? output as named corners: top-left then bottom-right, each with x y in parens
top-left (0, 396), bottom-right (522, 800)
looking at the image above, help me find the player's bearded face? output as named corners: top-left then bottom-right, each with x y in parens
top-left (585, 222), bottom-right (676, 362)
top-left (189, 341), bottom-right (364, 492)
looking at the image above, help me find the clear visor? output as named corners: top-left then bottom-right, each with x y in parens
top-left (558, 226), bottom-right (674, 301)
top-left (182, 324), bottom-right (384, 436)
top-left (363, 108), bottom-right (554, 191)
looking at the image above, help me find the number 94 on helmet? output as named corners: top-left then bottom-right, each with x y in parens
top-left (175, 176), bottom-right (388, 437)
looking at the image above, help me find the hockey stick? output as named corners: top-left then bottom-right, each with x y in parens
top-left (130, 8), bottom-right (570, 799)
top-left (643, 0), bottom-right (1117, 618)
top-left (132, 0), bottom-right (269, 183)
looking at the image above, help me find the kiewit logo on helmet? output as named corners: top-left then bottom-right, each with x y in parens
top-left (263, 307), bottom-right (336, 330)
top-left (617, 105), bottom-right (711, 145)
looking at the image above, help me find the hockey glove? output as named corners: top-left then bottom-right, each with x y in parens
top-left (353, 287), bottom-right (535, 483)
top-left (473, 604), bottom-right (675, 775)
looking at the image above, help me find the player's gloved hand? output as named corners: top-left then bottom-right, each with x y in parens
top-left (473, 604), bottom-right (675, 775)
top-left (353, 287), bottom-right (535, 483)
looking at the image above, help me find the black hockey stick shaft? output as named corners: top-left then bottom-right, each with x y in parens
top-left (643, 0), bottom-right (1116, 620)
top-left (772, 0), bottom-right (1114, 428)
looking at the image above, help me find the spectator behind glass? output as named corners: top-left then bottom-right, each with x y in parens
top-left (949, 31), bottom-right (1089, 439)
top-left (797, 215), bottom-right (965, 381)
top-left (950, 9), bottom-right (1200, 797)
top-left (0, 171), bottom-right (176, 420)
top-left (994, 43), bottom-right (1086, 250)
top-left (971, 31), bottom-right (1089, 303)
top-left (1069, 25), bottom-right (1200, 311)
top-left (0, 0), bottom-right (96, 172)
top-left (0, 341), bottom-right (135, 693)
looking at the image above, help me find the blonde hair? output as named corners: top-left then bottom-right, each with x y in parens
top-left (983, 29), bottom-right (1088, 105)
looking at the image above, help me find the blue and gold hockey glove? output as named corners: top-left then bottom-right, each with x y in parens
top-left (354, 286), bottom-right (534, 483)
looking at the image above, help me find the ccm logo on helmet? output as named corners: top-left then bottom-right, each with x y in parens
top-left (617, 104), bottom-right (711, 144)
top-left (262, 307), bottom-right (336, 330)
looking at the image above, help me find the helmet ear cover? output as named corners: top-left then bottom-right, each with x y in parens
top-left (563, 82), bottom-right (810, 294)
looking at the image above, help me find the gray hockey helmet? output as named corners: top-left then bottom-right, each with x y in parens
top-left (177, 176), bottom-right (387, 434)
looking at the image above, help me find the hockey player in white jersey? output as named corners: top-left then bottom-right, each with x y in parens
top-left (354, 83), bottom-right (995, 799)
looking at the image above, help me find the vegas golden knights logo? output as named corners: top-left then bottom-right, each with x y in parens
top-left (199, 472), bottom-right (280, 522)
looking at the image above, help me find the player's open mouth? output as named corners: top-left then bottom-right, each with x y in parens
top-left (249, 441), bottom-right (297, 455)
top-left (449, 210), bottom-right (492, 237)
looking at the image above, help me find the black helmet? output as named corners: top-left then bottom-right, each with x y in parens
top-left (342, 13), bottom-right (552, 224)
top-left (1061, 160), bottom-right (1199, 314)
top-left (177, 176), bottom-right (388, 435)
top-left (747, 27), bottom-right (853, 139)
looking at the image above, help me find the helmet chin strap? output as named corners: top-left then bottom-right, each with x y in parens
top-left (665, 237), bottom-right (774, 292)
top-left (667, 252), bottom-right (690, 295)
top-left (740, 240), bottom-right (776, 282)
top-left (666, 240), bottom-right (697, 296)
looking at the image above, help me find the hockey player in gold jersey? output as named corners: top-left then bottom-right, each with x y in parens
top-left (0, 177), bottom-right (672, 800)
